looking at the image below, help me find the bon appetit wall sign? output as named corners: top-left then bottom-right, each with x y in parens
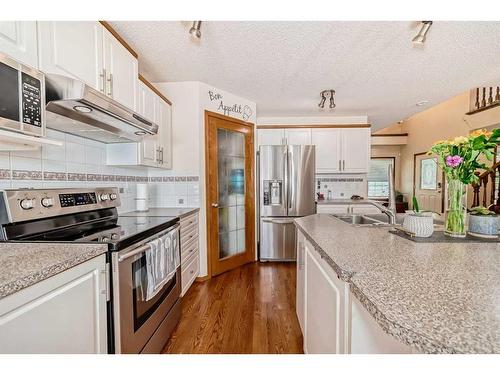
top-left (208, 90), bottom-right (253, 121)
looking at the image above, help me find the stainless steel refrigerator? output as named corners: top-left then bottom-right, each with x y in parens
top-left (258, 145), bottom-right (316, 261)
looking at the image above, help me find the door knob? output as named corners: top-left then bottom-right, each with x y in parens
top-left (211, 203), bottom-right (219, 208)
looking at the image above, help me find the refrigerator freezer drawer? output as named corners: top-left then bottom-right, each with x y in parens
top-left (260, 217), bottom-right (297, 261)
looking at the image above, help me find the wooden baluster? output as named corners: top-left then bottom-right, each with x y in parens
top-left (481, 87), bottom-right (487, 107)
top-left (488, 87), bottom-right (494, 105)
top-left (475, 88), bottom-right (480, 109)
top-left (472, 181), bottom-right (480, 207)
top-left (496, 87), bottom-right (500, 102)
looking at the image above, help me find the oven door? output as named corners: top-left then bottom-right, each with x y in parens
top-left (111, 224), bottom-right (180, 354)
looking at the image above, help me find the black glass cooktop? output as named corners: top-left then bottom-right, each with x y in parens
top-left (5, 212), bottom-right (179, 252)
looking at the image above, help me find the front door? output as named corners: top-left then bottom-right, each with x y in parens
top-left (205, 111), bottom-right (255, 277)
top-left (414, 153), bottom-right (444, 213)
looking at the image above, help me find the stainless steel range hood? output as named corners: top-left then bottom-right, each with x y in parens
top-left (44, 74), bottom-right (158, 143)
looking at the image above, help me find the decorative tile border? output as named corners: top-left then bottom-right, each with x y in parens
top-left (0, 169), bottom-right (199, 183)
top-left (317, 177), bottom-right (365, 182)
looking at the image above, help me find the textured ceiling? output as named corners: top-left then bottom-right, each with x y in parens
top-left (110, 21), bottom-right (500, 130)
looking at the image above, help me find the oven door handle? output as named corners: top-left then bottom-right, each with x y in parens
top-left (118, 243), bottom-right (151, 262)
top-left (118, 224), bottom-right (180, 263)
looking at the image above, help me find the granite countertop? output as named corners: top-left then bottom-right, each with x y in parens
top-left (294, 213), bottom-right (500, 354)
top-left (121, 207), bottom-right (199, 219)
top-left (0, 242), bottom-right (108, 299)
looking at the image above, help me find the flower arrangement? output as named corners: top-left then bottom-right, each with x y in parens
top-left (429, 129), bottom-right (500, 184)
top-left (428, 128), bottom-right (500, 237)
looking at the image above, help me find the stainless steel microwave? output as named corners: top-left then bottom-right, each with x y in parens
top-left (0, 53), bottom-right (45, 137)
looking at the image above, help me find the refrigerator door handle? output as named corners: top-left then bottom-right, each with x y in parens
top-left (261, 218), bottom-right (296, 224)
top-left (284, 146), bottom-right (289, 213)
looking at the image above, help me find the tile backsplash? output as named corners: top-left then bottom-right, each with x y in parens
top-left (0, 129), bottom-right (200, 214)
top-left (316, 174), bottom-right (368, 199)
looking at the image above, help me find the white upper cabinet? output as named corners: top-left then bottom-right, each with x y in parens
top-left (102, 28), bottom-right (137, 110)
top-left (0, 21), bottom-right (38, 67)
top-left (258, 128), bottom-right (285, 146)
top-left (157, 99), bottom-right (173, 169)
top-left (341, 128), bottom-right (370, 173)
top-left (38, 21), bottom-right (104, 90)
top-left (38, 21), bottom-right (138, 111)
top-left (312, 129), bottom-right (342, 173)
top-left (312, 128), bottom-right (370, 174)
top-left (285, 128), bottom-right (311, 145)
top-left (257, 128), bottom-right (311, 146)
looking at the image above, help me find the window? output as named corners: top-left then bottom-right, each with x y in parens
top-left (368, 158), bottom-right (395, 198)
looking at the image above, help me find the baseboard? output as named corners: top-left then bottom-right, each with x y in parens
top-left (196, 275), bottom-right (210, 282)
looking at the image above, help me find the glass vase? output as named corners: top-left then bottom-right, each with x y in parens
top-left (444, 178), bottom-right (467, 238)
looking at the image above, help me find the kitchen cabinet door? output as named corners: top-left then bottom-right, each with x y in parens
top-left (304, 244), bottom-right (349, 354)
top-left (38, 21), bottom-right (104, 90)
top-left (0, 21), bottom-right (38, 67)
top-left (311, 129), bottom-right (342, 174)
top-left (257, 128), bottom-right (285, 146)
top-left (285, 128), bottom-right (311, 145)
top-left (296, 231), bottom-right (306, 336)
top-left (103, 28), bottom-right (138, 111)
top-left (341, 128), bottom-right (370, 173)
top-left (0, 254), bottom-right (108, 354)
top-left (157, 99), bottom-right (173, 169)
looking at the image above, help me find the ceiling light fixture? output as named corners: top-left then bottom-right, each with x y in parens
top-left (415, 100), bottom-right (429, 106)
top-left (318, 90), bottom-right (335, 109)
top-left (412, 21), bottom-right (433, 45)
top-left (189, 21), bottom-right (202, 39)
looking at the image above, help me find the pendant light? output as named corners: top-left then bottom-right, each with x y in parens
top-left (412, 21), bottom-right (433, 45)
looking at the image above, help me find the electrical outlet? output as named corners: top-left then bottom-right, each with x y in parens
top-left (178, 198), bottom-right (184, 204)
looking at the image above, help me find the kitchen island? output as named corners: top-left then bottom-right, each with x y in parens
top-left (294, 213), bottom-right (500, 354)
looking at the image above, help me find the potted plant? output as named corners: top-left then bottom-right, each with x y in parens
top-left (468, 206), bottom-right (499, 239)
top-left (429, 129), bottom-right (500, 238)
top-left (402, 197), bottom-right (434, 237)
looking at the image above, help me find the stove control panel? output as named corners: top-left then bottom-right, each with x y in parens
top-left (0, 187), bottom-right (121, 224)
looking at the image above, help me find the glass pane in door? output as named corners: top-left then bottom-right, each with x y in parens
top-left (217, 128), bottom-right (246, 259)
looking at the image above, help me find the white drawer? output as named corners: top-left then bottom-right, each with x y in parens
top-left (181, 224), bottom-right (198, 245)
top-left (181, 253), bottom-right (199, 296)
top-left (180, 213), bottom-right (198, 229)
top-left (181, 237), bottom-right (199, 264)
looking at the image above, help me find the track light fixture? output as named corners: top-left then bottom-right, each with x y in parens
top-left (412, 21), bottom-right (433, 45)
top-left (318, 90), bottom-right (335, 109)
top-left (189, 21), bottom-right (202, 39)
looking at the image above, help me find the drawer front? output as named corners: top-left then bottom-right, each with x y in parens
top-left (181, 253), bottom-right (199, 296)
top-left (180, 213), bottom-right (198, 228)
top-left (181, 224), bottom-right (198, 245)
top-left (181, 237), bottom-right (199, 264)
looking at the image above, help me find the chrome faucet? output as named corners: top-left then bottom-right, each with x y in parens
top-left (364, 165), bottom-right (397, 225)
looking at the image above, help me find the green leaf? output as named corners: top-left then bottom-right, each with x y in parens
top-left (412, 196), bottom-right (420, 213)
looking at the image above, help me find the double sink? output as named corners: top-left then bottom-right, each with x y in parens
top-left (331, 213), bottom-right (406, 227)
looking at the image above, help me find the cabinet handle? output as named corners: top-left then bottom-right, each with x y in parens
top-left (107, 73), bottom-right (114, 97)
top-left (343, 160), bottom-right (345, 171)
top-left (339, 160), bottom-right (341, 171)
top-left (99, 69), bottom-right (106, 93)
top-left (160, 147), bottom-right (164, 164)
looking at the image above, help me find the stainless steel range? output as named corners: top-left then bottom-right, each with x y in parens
top-left (0, 187), bottom-right (181, 354)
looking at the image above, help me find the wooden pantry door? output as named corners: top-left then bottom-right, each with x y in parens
top-left (205, 111), bottom-right (255, 277)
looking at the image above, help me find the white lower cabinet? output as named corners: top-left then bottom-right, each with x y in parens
top-left (0, 254), bottom-right (108, 354)
top-left (180, 212), bottom-right (200, 296)
top-left (297, 234), bottom-right (414, 354)
top-left (304, 243), bottom-right (350, 354)
top-left (350, 295), bottom-right (413, 354)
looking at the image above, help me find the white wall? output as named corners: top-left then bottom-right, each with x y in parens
top-left (154, 81), bottom-right (257, 277)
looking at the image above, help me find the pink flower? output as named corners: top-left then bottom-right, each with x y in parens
top-left (445, 155), bottom-right (463, 168)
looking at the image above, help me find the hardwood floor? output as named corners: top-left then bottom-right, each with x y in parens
top-left (162, 262), bottom-right (303, 354)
